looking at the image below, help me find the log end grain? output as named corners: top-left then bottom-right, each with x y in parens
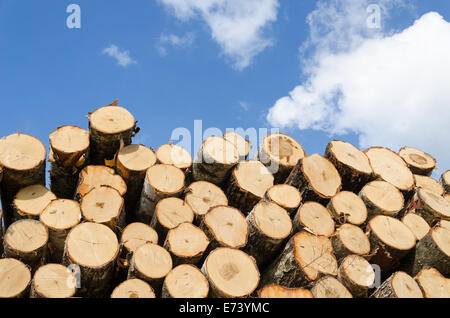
top-left (0, 258), bottom-right (31, 298)
top-left (162, 264), bottom-right (209, 298)
top-left (111, 278), bottom-right (155, 298)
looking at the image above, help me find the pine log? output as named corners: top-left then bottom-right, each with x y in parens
top-left (414, 174), bottom-right (444, 196)
top-left (414, 267), bottom-right (450, 298)
top-left (338, 255), bottom-right (375, 297)
top-left (440, 170), bottom-right (450, 194)
top-left (359, 181), bottom-right (404, 218)
top-left (0, 258), bottom-right (31, 298)
top-left (325, 140), bottom-right (374, 192)
top-left (257, 284), bottom-right (313, 298)
top-left (263, 184), bottom-right (302, 217)
top-left (3, 219), bottom-right (48, 271)
top-left (80, 185), bottom-right (125, 233)
top-left (75, 165), bottom-right (127, 200)
top-left (127, 243), bottom-right (173, 295)
top-left (285, 154), bottom-right (341, 205)
top-left (256, 133), bottom-right (306, 184)
top-left (201, 247), bottom-right (260, 298)
top-left (111, 278), bottom-right (155, 298)
top-left (292, 201), bottom-right (335, 237)
top-left (223, 131), bottom-right (251, 161)
top-left (226, 160), bottom-right (274, 214)
top-left (244, 201), bottom-right (292, 267)
top-left (62, 222), bottom-right (119, 297)
top-left (0, 133), bottom-right (46, 227)
top-left (135, 164), bottom-right (185, 224)
top-left (192, 136), bottom-right (239, 186)
top-left (0, 210), bottom-right (3, 256)
top-left (438, 219), bottom-right (450, 230)
top-left (156, 143), bottom-right (192, 172)
top-left (150, 197), bottom-right (194, 244)
top-left (445, 194), bottom-right (450, 205)
top-left (310, 276), bottom-right (352, 298)
top-left (184, 181), bottom-right (228, 224)
top-left (88, 105), bottom-right (137, 165)
top-left (116, 144), bottom-right (156, 222)
top-left (365, 147), bottom-right (415, 204)
top-left (371, 271), bottom-right (423, 298)
top-left (366, 215), bottom-right (416, 272)
top-left (12, 184), bottom-right (56, 221)
top-left (398, 146), bottom-right (436, 176)
top-left (30, 263), bottom-right (76, 298)
top-left (49, 126), bottom-right (89, 199)
top-left (401, 213), bottom-right (430, 241)
top-left (410, 188), bottom-right (450, 226)
top-left (331, 224), bottom-right (371, 261)
top-left (327, 191), bottom-right (367, 226)
top-left (200, 205), bottom-right (248, 251)
top-left (261, 231), bottom-right (338, 288)
top-left (40, 199), bottom-right (82, 263)
top-left (162, 264), bottom-right (209, 298)
top-left (164, 223), bottom-right (209, 266)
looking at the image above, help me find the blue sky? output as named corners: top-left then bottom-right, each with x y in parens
top-left (1, 0), bottom-right (450, 176)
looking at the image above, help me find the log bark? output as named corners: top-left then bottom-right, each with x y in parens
top-left (285, 154), bottom-right (341, 205)
top-left (398, 146), bottom-right (436, 177)
top-left (371, 271), bottom-right (423, 298)
top-left (12, 185), bottom-right (56, 221)
top-left (414, 267), bottom-right (450, 298)
top-left (310, 276), bottom-right (352, 298)
top-left (440, 170), bottom-right (450, 194)
top-left (331, 224), bottom-right (371, 261)
top-left (244, 201), bottom-right (292, 268)
top-left (223, 131), bottom-right (251, 161)
top-left (201, 247), bottom-right (260, 298)
top-left (325, 140), bottom-right (374, 192)
top-left (292, 201), bottom-right (335, 237)
top-left (327, 191), bottom-right (367, 226)
top-left (410, 188), bottom-right (450, 226)
top-left (111, 278), bottom-right (155, 298)
top-left (359, 180), bottom-right (404, 219)
top-left (161, 264), bottom-right (209, 298)
top-left (225, 160), bottom-right (274, 215)
top-left (263, 184), bottom-right (302, 217)
top-left (30, 263), bottom-right (77, 298)
top-left (0, 258), bottom-right (31, 298)
top-left (337, 255), bottom-right (375, 298)
top-left (0, 133), bottom-right (46, 227)
top-left (257, 284), bottom-right (313, 298)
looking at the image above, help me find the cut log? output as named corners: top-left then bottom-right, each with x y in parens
top-left (116, 144), bottom-right (156, 222)
top-left (292, 202), bottom-right (335, 237)
top-left (120, 222), bottom-right (158, 257)
top-left (371, 271), bottom-right (423, 298)
top-left (401, 213), bottom-right (430, 241)
top-left (261, 231), bottom-right (338, 288)
top-left (30, 263), bottom-right (76, 298)
top-left (0, 133), bottom-right (46, 226)
top-left (325, 140), bottom-right (373, 192)
top-left (365, 147), bottom-right (415, 203)
top-left (226, 160), bottom-right (274, 214)
top-left (200, 205), bottom-right (248, 250)
top-left (135, 164), bottom-right (185, 224)
top-left (0, 258), bottom-right (31, 298)
top-left (80, 185), bottom-right (125, 233)
top-left (111, 278), bottom-right (155, 298)
top-left (414, 267), bottom-right (450, 298)
top-left (13, 185), bottom-right (56, 221)
top-left (440, 170), bottom-right (450, 194)
top-left (411, 188), bottom-right (450, 226)
top-left (327, 191), bottom-right (367, 226)
top-left (438, 219), bottom-right (450, 231)
top-left (414, 174), bottom-right (444, 196)
top-left (88, 105), bottom-right (137, 165)
top-left (445, 194), bottom-right (450, 204)
top-left (164, 223), bottom-right (209, 266)
top-left (331, 224), bottom-right (371, 261)
top-left (192, 136), bottom-right (239, 186)
top-left (3, 219), bottom-right (48, 270)
top-left (256, 133), bottom-right (306, 184)
top-left (40, 199), bottom-right (81, 263)
top-left (310, 276), bottom-right (352, 298)
top-left (150, 197), bottom-right (194, 244)
top-left (410, 225), bottom-right (450, 276)
top-left (62, 222), bottom-right (119, 297)
top-left (128, 243), bottom-right (173, 295)
top-left (367, 215), bottom-right (416, 272)
top-left (201, 247), bottom-right (259, 298)
top-left (244, 201), bottom-right (292, 267)
top-left (398, 146), bottom-right (436, 176)
top-left (338, 255), bottom-right (375, 297)
top-left (184, 181), bottom-right (228, 224)
top-left (49, 125), bottom-right (89, 198)
top-left (263, 184), bottom-right (302, 217)
top-left (257, 285), bottom-right (313, 298)
top-left (285, 154), bottom-right (341, 205)
top-left (223, 131), bottom-right (251, 161)
top-left (75, 165), bottom-right (127, 200)
top-left (156, 144), bottom-right (192, 171)
top-left (359, 181), bottom-right (404, 218)
top-left (162, 264), bottom-right (209, 298)
top-left (0, 210), bottom-right (3, 256)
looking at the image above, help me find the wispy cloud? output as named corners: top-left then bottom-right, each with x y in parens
top-left (102, 45), bottom-right (137, 67)
top-left (239, 101), bottom-right (249, 111)
top-left (157, 32), bottom-right (195, 56)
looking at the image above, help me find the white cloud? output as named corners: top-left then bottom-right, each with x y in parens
top-left (158, 0), bottom-right (279, 70)
top-left (267, 0), bottom-right (450, 174)
top-left (102, 45), bottom-right (137, 67)
top-left (158, 32), bottom-right (195, 56)
top-left (239, 101), bottom-right (249, 111)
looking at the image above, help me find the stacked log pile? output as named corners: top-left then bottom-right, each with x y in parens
top-left (0, 102), bottom-right (449, 299)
